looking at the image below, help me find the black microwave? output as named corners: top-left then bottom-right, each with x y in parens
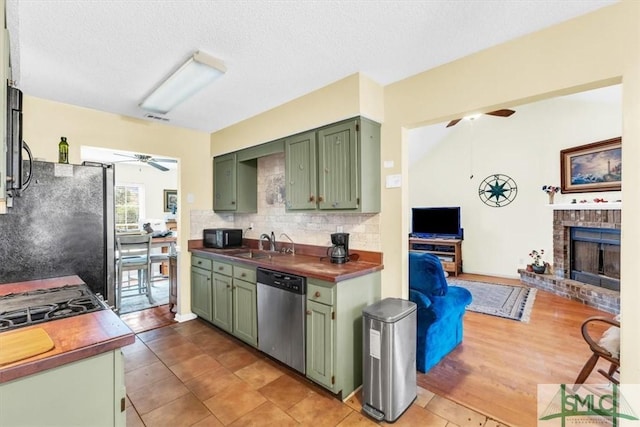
top-left (203, 228), bottom-right (243, 249)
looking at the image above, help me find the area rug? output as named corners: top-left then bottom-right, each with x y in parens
top-left (119, 279), bottom-right (170, 314)
top-left (448, 279), bottom-right (537, 322)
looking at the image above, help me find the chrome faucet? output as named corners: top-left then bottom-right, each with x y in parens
top-left (279, 233), bottom-right (295, 255)
top-left (258, 233), bottom-right (271, 251)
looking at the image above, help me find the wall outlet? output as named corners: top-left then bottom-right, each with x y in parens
top-left (337, 226), bottom-right (343, 233)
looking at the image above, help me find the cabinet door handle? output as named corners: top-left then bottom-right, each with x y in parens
top-left (314, 291), bottom-right (321, 298)
top-left (318, 196), bottom-right (324, 202)
top-left (309, 195), bottom-right (315, 202)
top-left (218, 266), bottom-right (224, 271)
top-left (306, 310), bottom-right (311, 315)
top-left (227, 284), bottom-right (231, 289)
top-left (197, 261), bottom-right (202, 265)
top-left (240, 273), bottom-right (246, 278)
top-left (231, 200), bottom-right (236, 205)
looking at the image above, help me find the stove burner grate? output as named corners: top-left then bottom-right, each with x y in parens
top-left (0, 284), bottom-right (106, 332)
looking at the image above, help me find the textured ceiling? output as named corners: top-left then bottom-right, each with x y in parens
top-left (6, 0), bottom-right (616, 133)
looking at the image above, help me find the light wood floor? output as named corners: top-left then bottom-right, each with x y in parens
top-left (418, 273), bottom-right (614, 427)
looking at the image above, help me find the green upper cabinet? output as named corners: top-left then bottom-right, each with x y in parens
top-left (215, 116), bottom-right (380, 214)
top-left (286, 117), bottom-right (381, 213)
top-left (213, 152), bottom-right (257, 213)
top-left (285, 131), bottom-right (317, 210)
top-left (317, 120), bottom-right (359, 210)
top-left (213, 153), bottom-right (236, 211)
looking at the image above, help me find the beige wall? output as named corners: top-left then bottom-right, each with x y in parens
top-left (22, 97), bottom-right (211, 316)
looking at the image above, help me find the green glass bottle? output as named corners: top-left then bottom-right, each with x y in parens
top-left (58, 137), bottom-right (69, 164)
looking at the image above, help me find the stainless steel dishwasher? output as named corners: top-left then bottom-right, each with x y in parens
top-left (257, 267), bottom-right (306, 374)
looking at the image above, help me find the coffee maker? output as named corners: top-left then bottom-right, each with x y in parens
top-left (328, 233), bottom-right (350, 264)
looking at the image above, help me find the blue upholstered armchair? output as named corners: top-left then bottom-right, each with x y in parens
top-left (409, 251), bottom-right (472, 372)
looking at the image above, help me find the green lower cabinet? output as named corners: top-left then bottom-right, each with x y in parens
top-left (190, 256), bottom-right (258, 347)
top-left (190, 266), bottom-right (213, 322)
top-left (306, 299), bottom-right (335, 390)
top-left (0, 350), bottom-right (126, 426)
top-left (305, 272), bottom-right (381, 399)
top-left (212, 272), bottom-right (233, 333)
top-left (232, 278), bottom-right (258, 346)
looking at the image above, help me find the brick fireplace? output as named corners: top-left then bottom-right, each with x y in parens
top-left (519, 206), bottom-right (621, 314)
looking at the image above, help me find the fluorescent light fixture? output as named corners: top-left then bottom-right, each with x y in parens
top-left (140, 51), bottom-right (226, 114)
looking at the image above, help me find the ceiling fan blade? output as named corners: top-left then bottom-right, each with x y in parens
top-left (113, 153), bottom-right (137, 159)
top-left (486, 109), bottom-right (515, 117)
top-left (446, 118), bottom-right (462, 128)
top-left (147, 161), bottom-right (169, 172)
top-left (149, 157), bottom-right (178, 163)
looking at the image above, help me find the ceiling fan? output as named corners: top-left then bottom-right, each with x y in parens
top-left (446, 109), bottom-right (516, 127)
top-left (113, 153), bottom-right (177, 171)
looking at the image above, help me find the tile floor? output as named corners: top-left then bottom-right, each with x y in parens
top-left (123, 318), bottom-right (508, 426)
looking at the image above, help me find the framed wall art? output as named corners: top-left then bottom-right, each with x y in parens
top-left (560, 137), bottom-right (621, 193)
top-left (163, 189), bottom-right (177, 212)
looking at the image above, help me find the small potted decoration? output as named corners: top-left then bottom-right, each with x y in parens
top-left (542, 185), bottom-right (560, 204)
top-left (529, 249), bottom-right (546, 274)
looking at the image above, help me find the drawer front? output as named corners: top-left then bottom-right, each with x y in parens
top-left (233, 265), bottom-right (256, 283)
top-left (191, 256), bottom-right (212, 270)
top-left (307, 281), bottom-right (335, 306)
top-left (213, 260), bottom-right (233, 276)
top-left (441, 261), bottom-right (456, 272)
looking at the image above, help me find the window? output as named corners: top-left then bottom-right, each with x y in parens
top-left (115, 184), bottom-right (145, 231)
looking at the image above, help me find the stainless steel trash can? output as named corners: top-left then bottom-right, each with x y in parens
top-left (362, 297), bottom-right (417, 422)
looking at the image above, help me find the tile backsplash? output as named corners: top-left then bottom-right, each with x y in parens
top-left (190, 153), bottom-right (381, 250)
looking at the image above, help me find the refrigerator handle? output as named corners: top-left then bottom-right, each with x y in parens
top-left (20, 141), bottom-right (33, 194)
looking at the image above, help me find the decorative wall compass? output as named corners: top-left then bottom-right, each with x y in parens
top-left (478, 174), bottom-right (518, 207)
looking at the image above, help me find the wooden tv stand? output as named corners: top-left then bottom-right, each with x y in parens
top-left (409, 237), bottom-right (462, 277)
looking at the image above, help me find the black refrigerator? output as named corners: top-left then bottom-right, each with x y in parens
top-left (0, 160), bottom-right (115, 304)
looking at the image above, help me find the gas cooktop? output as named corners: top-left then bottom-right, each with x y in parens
top-left (0, 284), bottom-right (107, 332)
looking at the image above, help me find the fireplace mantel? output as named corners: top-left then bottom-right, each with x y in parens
top-left (548, 202), bottom-right (621, 210)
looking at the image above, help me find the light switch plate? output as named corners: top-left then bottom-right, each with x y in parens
top-left (385, 174), bottom-right (402, 188)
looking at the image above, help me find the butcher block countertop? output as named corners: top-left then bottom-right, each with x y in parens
top-left (188, 239), bottom-right (383, 282)
top-left (0, 276), bottom-right (135, 384)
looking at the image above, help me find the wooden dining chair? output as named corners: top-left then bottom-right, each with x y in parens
top-left (574, 315), bottom-right (620, 386)
top-left (115, 233), bottom-right (153, 311)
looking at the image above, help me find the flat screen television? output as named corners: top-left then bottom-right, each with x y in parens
top-left (411, 207), bottom-right (462, 239)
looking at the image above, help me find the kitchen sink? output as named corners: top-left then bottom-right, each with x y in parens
top-left (233, 250), bottom-right (282, 260)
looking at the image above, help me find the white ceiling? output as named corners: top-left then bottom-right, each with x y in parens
top-left (6, 0), bottom-right (617, 133)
